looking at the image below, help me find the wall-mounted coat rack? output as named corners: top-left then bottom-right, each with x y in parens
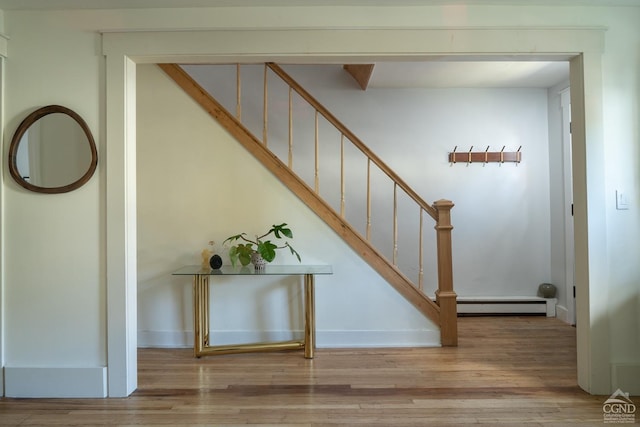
top-left (448, 146), bottom-right (522, 164)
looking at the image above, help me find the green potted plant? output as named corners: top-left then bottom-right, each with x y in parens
top-left (223, 223), bottom-right (301, 268)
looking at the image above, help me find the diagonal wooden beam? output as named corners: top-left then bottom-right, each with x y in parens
top-left (343, 64), bottom-right (375, 90)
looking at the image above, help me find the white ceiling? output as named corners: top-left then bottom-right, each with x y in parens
top-left (368, 61), bottom-right (569, 88)
top-left (0, 0), bottom-right (638, 9)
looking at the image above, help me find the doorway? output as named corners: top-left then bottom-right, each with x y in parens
top-left (103, 28), bottom-right (607, 397)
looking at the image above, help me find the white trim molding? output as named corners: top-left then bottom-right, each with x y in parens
top-left (611, 363), bottom-right (640, 395)
top-left (103, 25), bottom-right (607, 396)
top-left (0, 55), bottom-right (5, 398)
top-left (4, 367), bottom-right (108, 398)
top-left (555, 304), bottom-right (572, 324)
top-left (0, 32), bottom-right (8, 58)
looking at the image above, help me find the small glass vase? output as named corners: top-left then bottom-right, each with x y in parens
top-left (251, 251), bottom-right (267, 269)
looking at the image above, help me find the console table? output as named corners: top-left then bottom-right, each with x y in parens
top-left (172, 265), bottom-right (332, 359)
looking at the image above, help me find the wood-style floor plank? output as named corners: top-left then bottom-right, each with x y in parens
top-left (0, 316), bottom-right (627, 426)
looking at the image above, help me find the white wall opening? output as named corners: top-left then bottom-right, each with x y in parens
top-left (104, 27), bottom-right (606, 397)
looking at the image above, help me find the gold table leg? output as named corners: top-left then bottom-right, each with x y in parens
top-left (203, 275), bottom-right (210, 346)
top-left (192, 274), bottom-right (209, 357)
top-left (304, 273), bottom-right (315, 359)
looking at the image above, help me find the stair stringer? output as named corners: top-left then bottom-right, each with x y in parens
top-left (158, 63), bottom-right (442, 327)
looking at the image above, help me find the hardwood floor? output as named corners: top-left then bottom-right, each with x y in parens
top-left (0, 317), bottom-right (621, 426)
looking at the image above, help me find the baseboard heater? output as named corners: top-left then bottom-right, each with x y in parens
top-left (455, 296), bottom-right (557, 317)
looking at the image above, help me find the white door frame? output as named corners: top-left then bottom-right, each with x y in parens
top-left (104, 27), bottom-right (607, 397)
top-left (560, 88), bottom-right (576, 325)
top-left (0, 53), bottom-right (6, 398)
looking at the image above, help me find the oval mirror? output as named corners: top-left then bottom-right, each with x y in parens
top-left (8, 105), bottom-right (97, 194)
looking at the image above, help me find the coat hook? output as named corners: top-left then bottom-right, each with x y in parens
top-left (500, 145), bottom-right (506, 163)
top-left (468, 146), bottom-right (473, 164)
top-left (451, 146), bottom-right (457, 164)
top-left (516, 145), bottom-right (522, 164)
top-left (484, 146), bottom-right (490, 164)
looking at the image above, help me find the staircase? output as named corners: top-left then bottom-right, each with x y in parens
top-left (158, 63), bottom-right (458, 346)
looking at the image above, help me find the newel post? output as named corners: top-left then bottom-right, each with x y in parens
top-left (433, 199), bottom-right (457, 346)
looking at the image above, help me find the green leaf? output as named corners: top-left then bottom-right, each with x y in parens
top-left (223, 233), bottom-right (246, 244)
top-left (258, 240), bottom-right (277, 262)
top-left (228, 246), bottom-right (239, 267)
top-left (271, 223), bottom-right (293, 239)
top-left (281, 227), bottom-right (293, 239)
top-left (287, 243), bottom-right (301, 263)
top-left (228, 242), bottom-right (254, 267)
top-left (238, 251), bottom-right (251, 266)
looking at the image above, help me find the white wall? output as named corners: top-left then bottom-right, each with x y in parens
top-left (1, 11), bottom-right (105, 397)
top-left (1, 3), bottom-right (639, 397)
top-left (600, 8), bottom-right (640, 393)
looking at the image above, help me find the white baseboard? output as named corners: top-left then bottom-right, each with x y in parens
top-left (555, 304), bottom-right (573, 324)
top-left (317, 330), bottom-right (441, 348)
top-left (4, 366), bottom-right (107, 398)
top-left (138, 330), bottom-right (193, 348)
top-left (139, 329), bottom-right (442, 348)
top-left (457, 296), bottom-right (557, 317)
top-left (611, 363), bottom-right (640, 395)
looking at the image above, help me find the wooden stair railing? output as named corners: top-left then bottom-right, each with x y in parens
top-left (158, 63), bottom-right (457, 346)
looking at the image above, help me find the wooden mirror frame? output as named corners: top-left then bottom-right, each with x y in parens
top-left (8, 105), bottom-right (98, 194)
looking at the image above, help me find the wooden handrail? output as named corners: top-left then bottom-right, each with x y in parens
top-left (266, 63), bottom-right (438, 221)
